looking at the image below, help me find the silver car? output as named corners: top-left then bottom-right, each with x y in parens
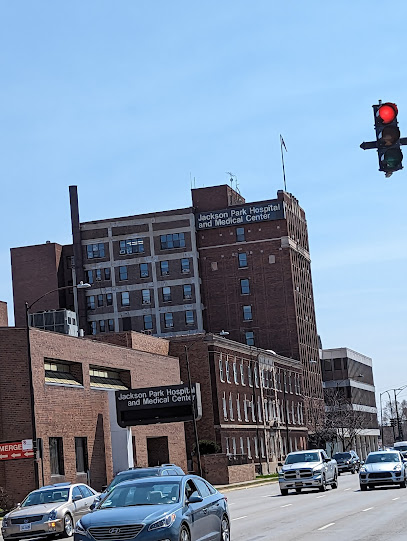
top-left (1, 482), bottom-right (99, 540)
top-left (359, 450), bottom-right (407, 491)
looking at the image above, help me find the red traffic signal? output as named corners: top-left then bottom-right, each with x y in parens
top-left (376, 103), bottom-right (398, 124)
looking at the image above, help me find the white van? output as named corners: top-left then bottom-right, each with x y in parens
top-left (393, 441), bottom-right (407, 454)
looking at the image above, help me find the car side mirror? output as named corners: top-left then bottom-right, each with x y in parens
top-left (188, 492), bottom-right (203, 504)
top-left (278, 462), bottom-right (283, 467)
top-left (72, 494), bottom-right (83, 502)
top-left (90, 502), bottom-right (96, 510)
top-left (324, 457), bottom-right (330, 462)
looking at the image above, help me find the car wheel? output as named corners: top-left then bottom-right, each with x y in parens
top-left (179, 525), bottom-right (191, 541)
top-left (338, 471), bottom-right (341, 476)
top-left (351, 468), bottom-right (356, 474)
top-left (220, 516), bottom-right (230, 541)
top-left (280, 488), bottom-right (288, 496)
top-left (331, 474), bottom-right (338, 489)
top-left (295, 488), bottom-right (302, 493)
top-left (318, 476), bottom-right (326, 492)
top-left (399, 480), bottom-right (406, 488)
top-left (360, 484), bottom-right (367, 491)
top-left (61, 514), bottom-right (73, 538)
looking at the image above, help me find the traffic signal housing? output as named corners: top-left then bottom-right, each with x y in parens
top-left (374, 102), bottom-right (403, 176)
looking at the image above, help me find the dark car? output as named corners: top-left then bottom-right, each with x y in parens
top-left (74, 475), bottom-right (230, 541)
top-left (98, 465), bottom-right (185, 501)
top-left (333, 451), bottom-right (361, 474)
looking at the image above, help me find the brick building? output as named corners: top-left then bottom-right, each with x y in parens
top-left (0, 327), bottom-right (187, 503)
top-left (321, 347), bottom-right (379, 458)
top-left (10, 183), bottom-right (323, 429)
top-left (169, 333), bottom-right (307, 473)
top-left (0, 301), bottom-right (7, 326)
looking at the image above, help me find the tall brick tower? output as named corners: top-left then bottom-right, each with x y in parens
top-left (192, 185), bottom-right (323, 403)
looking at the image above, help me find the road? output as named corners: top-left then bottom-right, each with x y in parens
top-left (227, 472), bottom-right (407, 540)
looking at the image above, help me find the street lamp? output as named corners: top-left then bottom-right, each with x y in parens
top-left (183, 345), bottom-right (202, 477)
top-left (380, 385), bottom-right (407, 445)
top-left (25, 281), bottom-right (91, 488)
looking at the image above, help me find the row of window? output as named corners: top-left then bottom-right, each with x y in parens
top-left (86, 234), bottom-right (188, 260)
top-left (45, 359), bottom-right (129, 390)
top-left (222, 392), bottom-right (304, 426)
top-left (219, 356), bottom-right (302, 394)
top-left (50, 436), bottom-right (88, 476)
top-left (86, 259), bottom-right (191, 284)
top-left (89, 310), bottom-right (196, 334)
top-left (226, 435), bottom-right (265, 459)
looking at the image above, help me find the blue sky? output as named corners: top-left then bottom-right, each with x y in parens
top-left (1, 1), bottom-right (406, 398)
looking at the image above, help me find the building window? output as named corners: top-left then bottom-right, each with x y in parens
top-left (257, 396), bottom-right (262, 421)
top-left (104, 268), bottom-right (111, 280)
top-left (162, 287), bottom-right (171, 302)
top-left (90, 321), bottom-right (97, 335)
top-left (106, 293), bottom-right (113, 306)
top-left (108, 319), bottom-right (114, 332)
top-left (160, 233), bottom-right (186, 250)
top-left (289, 372), bottom-right (293, 393)
top-left (248, 365), bottom-right (253, 387)
top-left (245, 331), bottom-right (254, 345)
top-left (236, 227), bottom-right (245, 242)
top-left (240, 363), bottom-right (245, 385)
top-left (244, 395), bottom-right (249, 422)
top-left (222, 392), bottom-right (228, 420)
top-left (120, 238), bottom-right (144, 254)
top-left (238, 253), bottom-right (248, 268)
top-left (251, 397), bottom-right (256, 422)
top-left (140, 263), bottom-right (149, 278)
top-left (225, 360), bottom-right (231, 383)
top-left (49, 437), bottom-right (64, 475)
top-left (181, 258), bottom-right (190, 273)
top-left (142, 289), bottom-right (151, 304)
top-left (225, 437), bottom-right (230, 455)
top-left (254, 365), bottom-right (259, 388)
top-left (99, 320), bottom-right (105, 333)
top-left (119, 266), bottom-right (128, 281)
top-left (185, 310), bottom-right (194, 325)
top-left (121, 292), bottom-right (130, 306)
top-left (90, 366), bottom-right (129, 390)
top-left (160, 261), bottom-right (169, 276)
top-left (260, 437), bottom-right (265, 458)
top-left (143, 314), bottom-right (153, 330)
top-left (237, 394), bottom-right (242, 421)
top-left (164, 312), bottom-right (173, 328)
top-left (229, 393), bottom-right (234, 421)
top-left (86, 270), bottom-right (93, 284)
top-left (240, 279), bottom-right (250, 295)
top-left (240, 436), bottom-right (244, 455)
top-left (87, 296), bottom-right (95, 310)
top-left (75, 437), bottom-right (88, 473)
top-left (232, 437), bottom-right (237, 456)
top-left (87, 243), bottom-right (105, 259)
top-left (97, 294), bottom-right (103, 307)
top-left (247, 437), bottom-right (252, 458)
top-left (233, 362), bottom-right (238, 384)
top-left (219, 358), bottom-right (225, 382)
top-left (183, 284), bottom-right (192, 300)
top-left (243, 305), bottom-right (253, 321)
top-left (94, 269), bottom-right (101, 281)
top-left (122, 317), bottom-right (132, 331)
top-left (44, 359), bottom-right (82, 386)
top-left (254, 437), bottom-right (259, 458)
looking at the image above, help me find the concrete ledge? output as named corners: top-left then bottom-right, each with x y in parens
top-left (215, 477), bottom-right (279, 492)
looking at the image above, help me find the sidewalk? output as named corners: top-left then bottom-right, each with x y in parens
top-left (215, 476), bottom-right (279, 492)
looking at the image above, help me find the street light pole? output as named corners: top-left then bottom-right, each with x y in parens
top-left (184, 345), bottom-right (202, 477)
top-left (25, 281), bottom-right (91, 488)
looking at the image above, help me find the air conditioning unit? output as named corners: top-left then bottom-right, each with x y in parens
top-left (142, 300), bottom-right (150, 305)
top-left (182, 269), bottom-right (190, 274)
top-left (95, 276), bottom-right (101, 281)
top-left (119, 250), bottom-right (126, 255)
top-left (141, 329), bottom-right (153, 335)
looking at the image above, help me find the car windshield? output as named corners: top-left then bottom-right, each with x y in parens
top-left (394, 445), bottom-right (407, 452)
top-left (107, 470), bottom-right (160, 491)
top-left (366, 453), bottom-right (400, 464)
top-left (100, 481), bottom-right (180, 508)
top-left (22, 488), bottom-right (70, 506)
top-left (333, 453), bottom-right (351, 460)
top-left (285, 452), bottom-right (320, 464)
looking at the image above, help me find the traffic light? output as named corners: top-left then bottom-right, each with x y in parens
top-left (374, 102), bottom-right (403, 176)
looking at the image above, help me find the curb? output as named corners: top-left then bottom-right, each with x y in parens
top-left (216, 478), bottom-right (279, 492)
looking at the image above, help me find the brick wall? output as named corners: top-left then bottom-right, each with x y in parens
top-left (0, 328), bottom-right (187, 503)
top-left (92, 331), bottom-right (169, 356)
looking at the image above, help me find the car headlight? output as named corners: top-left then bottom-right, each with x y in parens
top-left (74, 520), bottom-right (86, 534)
top-left (2, 515), bottom-right (9, 528)
top-left (148, 513), bottom-right (176, 531)
top-left (48, 509), bottom-right (58, 521)
top-left (394, 464), bottom-right (402, 471)
top-left (278, 470), bottom-right (285, 476)
top-left (359, 467), bottom-right (366, 473)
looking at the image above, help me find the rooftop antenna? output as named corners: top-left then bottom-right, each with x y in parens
top-left (280, 135), bottom-right (288, 191)
top-left (226, 171), bottom-right (237, 191)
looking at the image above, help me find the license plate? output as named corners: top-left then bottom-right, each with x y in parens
top-left (295, 482), bottom-right (303, 487)
top-left (20, 524), bottom-right (32, 532)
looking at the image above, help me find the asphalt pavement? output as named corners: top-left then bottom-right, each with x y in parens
top-left (226, 471), bottom-right (407, 540)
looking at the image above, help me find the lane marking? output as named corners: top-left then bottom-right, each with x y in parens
top-left (392, 497), bottom-right (400, 501)
top-left (318, 523), bottom-right (335, 531)
top-left (362, 507), bottom-right (374, 512)
top-left (232, 516), bottom-right (247, 521)
top-left (261, 495), bottom-right (272, 498)
top-left (344, 488), bottom-right (351, 491)
top-left (280, 503), bottom-right (292, 508)
top-left (316, 495), bottom-right (326, 498)
top-left (228, 503), bottom-right (236, 505)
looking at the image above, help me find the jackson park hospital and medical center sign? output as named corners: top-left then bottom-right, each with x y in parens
top-left (195, 201), bottom-right (285, 230)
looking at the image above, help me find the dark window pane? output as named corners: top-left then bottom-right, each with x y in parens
top-left (238, 253), bottom-right (248, 268)
top-left (104, 268), bottom-right (111, 280)
top-left (181, 258), bottom-right (190, 273)
top-left (140, 263), bottom-right (149, 278)
top-left (160, 261), bottom-right (169, 275)
top-left (144, 315), bottom-right (153, 330)
top-left (75, 437), bottom-right (88, 473)
top-left (240, 279), bottom-right (250, 295)
top-left (49, 437), bottom-right (64, 475)
top-left (243, 305), bottom-right (252, 320)
top-left (119, 266), bottom-right (128, 280)
top-left (236, 227), bottom-right (245, 242)
top-left (245, 331), bottom-right (255, 345)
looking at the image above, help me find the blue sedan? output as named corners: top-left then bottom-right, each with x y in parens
top-left (74, 475), bottom-right (230, 541)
